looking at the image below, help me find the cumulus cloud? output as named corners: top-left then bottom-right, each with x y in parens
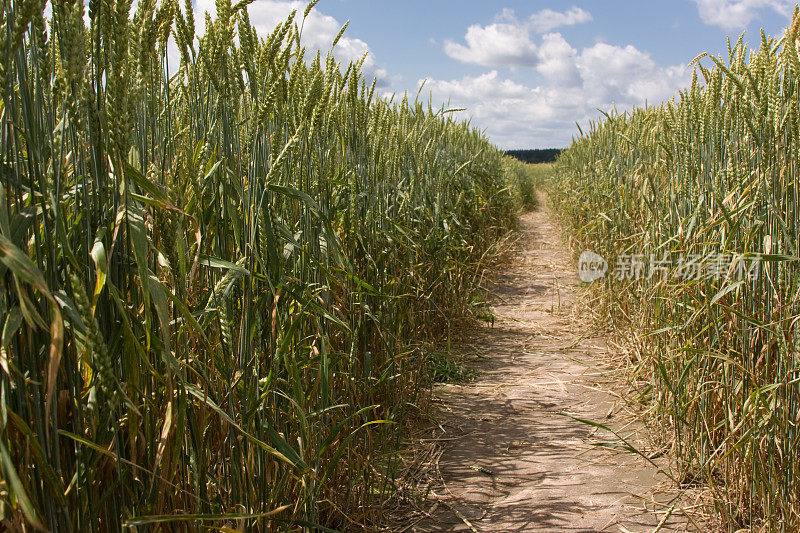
top-left (433, 7), bottom-right (691, 147)
top-left (421, 73), bottom-right (580, 148)
top-left (576, 42), bottom-right (684, 103)
top-left (192, 0), bottom-right (389, 84)
top-left (443, 20), bottom-right (539, 67)
top-left (536, 33), bottom-right (580, 87)
top-left (692, 0), bottom-right (793, 30)
top-left (444, 7), bottom-right (592, 67)
top-left (530, 6), bottom-right (593, 33)
top-left (421, 71), bottom-right (531, 101)
top-left (425, 39), bottom-right (689, 148)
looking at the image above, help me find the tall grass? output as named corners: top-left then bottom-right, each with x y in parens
top-left (0, 0), bottom-right (521, 529)
top-left (502, 157), bottom-right (542, 212)
top-left (554, 12), bottom-right (800, 529)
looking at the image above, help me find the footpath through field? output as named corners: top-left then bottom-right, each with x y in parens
top-left (409, 195), bottom-right (702, 532)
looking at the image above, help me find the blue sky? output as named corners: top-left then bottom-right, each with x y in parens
top-left (193, 1), bottom-right (798, 148)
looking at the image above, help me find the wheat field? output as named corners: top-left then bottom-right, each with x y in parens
top-left (0, 0), bottom-right (538, 529)
top-left (554, 11), bottom-right (800, 529)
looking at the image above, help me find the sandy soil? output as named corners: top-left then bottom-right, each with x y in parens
top-left (405, 196), bottom-right (704, 532)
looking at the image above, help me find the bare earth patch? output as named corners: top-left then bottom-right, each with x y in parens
top-left (403, 196), bottom-right (704, 532)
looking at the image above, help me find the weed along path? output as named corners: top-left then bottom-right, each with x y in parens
top-left (408, 196), bottom-right (701, 532)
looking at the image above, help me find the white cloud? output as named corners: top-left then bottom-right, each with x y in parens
top-left (444, 7), bottom-right (592, 67)
top-left (536, 33), bottom-right (580, 87)
top-left (434, 8), bottom-right (689, 147)
top-left (530, 6), bottom-right (593, 33)
top-left (421, 71), bottom-right (531, 101)
top-left (425, 39), bottom-right (689, 148)
top-left (192, 0), bottom-right (389, 84)
top-left (443, 20), bottom-right (539, 67)
top-left (576, 43), bottom-right (672, 102)
top-left (421, 73), bottom-right (582, 148)
top-left (692, 0), bottom-right (793, 29)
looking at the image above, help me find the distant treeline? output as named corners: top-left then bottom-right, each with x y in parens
top-left (505, 149), bottom-right (562, 164)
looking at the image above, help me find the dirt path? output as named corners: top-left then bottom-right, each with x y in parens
top-left (409, 197), bottom-right (701, 532)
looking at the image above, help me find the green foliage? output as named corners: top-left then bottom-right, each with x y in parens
top-left (425, 349), bottom-right (480, 384)
top-left (503, 157), bottom-right (547, 212)
top-left (0, 0), bottom-right (520, 529)
top-left (554, 13), bottom-right (800, 529)
top-left (505, 149), bottom-right (562, 164)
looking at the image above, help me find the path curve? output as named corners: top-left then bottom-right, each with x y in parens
top-left (411, 196), bottom-right (700, 532)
